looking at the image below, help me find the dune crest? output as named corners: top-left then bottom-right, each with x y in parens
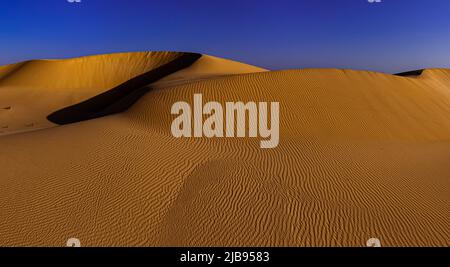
top-left (0, 52), bottom-right (266, 135)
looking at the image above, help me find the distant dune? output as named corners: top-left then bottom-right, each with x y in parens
top-left (0, 52), bottom-right (448, 246)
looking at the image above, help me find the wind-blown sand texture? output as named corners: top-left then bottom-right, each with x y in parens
top-left (0, 52), bottom-right (448, 246)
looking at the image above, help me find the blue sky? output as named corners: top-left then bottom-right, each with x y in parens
top-left (1, 0), bottom-right (449, 73)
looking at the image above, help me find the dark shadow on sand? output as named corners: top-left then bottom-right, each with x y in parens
top-left (394, 69), bottom-right (424, 77)
top-left (47, 53), bottom-right (202, 125)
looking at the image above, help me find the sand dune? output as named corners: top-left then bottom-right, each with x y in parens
top-left (0, 52), bottom-right (265, 135)
top-left (0, 52), bottom-right (182, 134)
top-left (152, 54), bottom-right (267, 89)
top-left (0, 52), bottom-right (449, 246)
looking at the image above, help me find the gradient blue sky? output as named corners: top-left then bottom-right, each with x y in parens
top-left (1, 0), bottom-right (449, 73)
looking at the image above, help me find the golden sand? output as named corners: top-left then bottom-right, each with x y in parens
top-left (0, 52), bottom-right (182, 134)
top-left (0, 52), bottom-right (448, 246)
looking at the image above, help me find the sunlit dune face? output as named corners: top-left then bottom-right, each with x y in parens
top-left (0, 52), bottom-right (182, 135)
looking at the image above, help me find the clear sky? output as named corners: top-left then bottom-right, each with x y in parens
top-left (1, 0), bottom-right (449, 73)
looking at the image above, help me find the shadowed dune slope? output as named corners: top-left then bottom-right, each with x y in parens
top-left (395, 69), bottom-right (424, 77)
top-left (46, 53), bottom-right (202, 125)
top-left (0, 64), bottom-right (449, 246)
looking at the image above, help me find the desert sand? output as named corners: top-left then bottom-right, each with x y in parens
top-left (0, 52), bottom-right (448, 246)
